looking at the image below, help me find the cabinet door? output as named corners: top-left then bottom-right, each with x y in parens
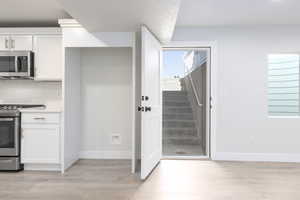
top-left (21, 125), bottom-right (60, 164)
top-left (10, 35), bottom-right (33, 51)
top-left (0, 35), bottom-right (10, 50)
top-left (34, 35), bottom-right (62, 81)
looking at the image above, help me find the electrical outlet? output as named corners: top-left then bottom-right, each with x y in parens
top-left (111, 134), bottom-right (121, 145)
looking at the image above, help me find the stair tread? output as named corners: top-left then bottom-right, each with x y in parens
top-left (164, 135), bottom-right (201, 139)
top-left (163, 91), bottom-right (187, 93)
top-left (163, 90), bottom-right (201, 145)
top-left (163, 119), bottom-right (196, 122)
top-left (163, 106), bottom-right (192, 108)
top-left (163, 128), bottom-right (197, 131)
top-left (163, 138), bottom-right (202, 145)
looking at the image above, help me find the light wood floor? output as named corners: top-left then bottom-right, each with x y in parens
top-left (0, 159), bottom-right (300, 200)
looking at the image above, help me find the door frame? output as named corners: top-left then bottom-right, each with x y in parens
top-left (161, 41), bottom-right (218, 160)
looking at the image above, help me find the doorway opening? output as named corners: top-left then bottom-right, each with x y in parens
top-left (161, 48), bottom-right (210, 158)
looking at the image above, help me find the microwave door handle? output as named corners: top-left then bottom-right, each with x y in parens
top-left (0, 118), bottom-right (14, 121)
top-left (15, 56), bottom-right (18, 73)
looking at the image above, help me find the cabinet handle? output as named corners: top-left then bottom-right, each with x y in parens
top-left (0, 118), bottom-right (13, 121)
top-left (11, 39), bottom-right (15, 49)
top-left (0, 160), bottom-right (13, 163)
top-left (33, 117), bottom-right (46, 120)
top-left (5, 39), bottom-right (8, 49)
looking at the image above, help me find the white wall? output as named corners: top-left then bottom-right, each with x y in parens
top-left (173, 26), bottom-right (300, 161)
top-left (0, 80), bottom-right (61, 107)
top-left (79, 47), bottom-right (133, 159)
top-left (161, 77), bottom-right (181, 91)
top-left (63, 48), bottom-right (81, 170)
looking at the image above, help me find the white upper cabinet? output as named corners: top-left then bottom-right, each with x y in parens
top-left (0, 35), bottom-right (10, 50)
top-left (0, 35), bottom-right (33, 50)
top-left (33, 35), bottom-right (63, 81)
top-left (0, 28), bottom-right (63, 81)
top-left (10, 35), bottom-right (33, 51)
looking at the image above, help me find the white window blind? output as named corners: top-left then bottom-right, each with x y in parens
top-left (268, 54), bottom-right (300, 116)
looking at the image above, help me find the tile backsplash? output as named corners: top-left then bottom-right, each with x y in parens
top-left (0, 80), bottom-right (62, 106)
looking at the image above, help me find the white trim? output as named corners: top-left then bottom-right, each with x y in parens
top-left (61, 47), bottom-right (65, 174)
top-left (79, 150), bottom-right (132, 159)
top-left (0, 28), bottom-right (61, 35)
top-left (24, 164), bottom-right (61, 171)
top-left (58, 19), bottom-right (82, 28)
top-left (131, 33), bottom-right (137, 173)
top-left (162, 156), bottom-right (210, 160)
top-left (162, 41), bottom-right (218, 160)
top-left (63, 157), bottom-right (79, 172)
top-left (22, 159), bottom-right (59, 163)
top-left (214, 152), bottom-right (300, 163)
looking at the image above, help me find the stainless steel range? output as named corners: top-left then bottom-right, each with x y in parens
top-left (0, 104), bottom-right (45, 171)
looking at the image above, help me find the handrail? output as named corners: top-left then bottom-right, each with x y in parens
top-left (183, 51), bottom-right (206, 107)
top-left (188, 73), bottom-right (203, 107)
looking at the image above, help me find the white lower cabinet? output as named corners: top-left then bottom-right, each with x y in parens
top-left (21, 113), bottom-right (61, 165)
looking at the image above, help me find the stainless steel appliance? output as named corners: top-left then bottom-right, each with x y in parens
top-left (0, 104), bottom-right (45, 171)
top-left (0, 51), bottom-right (34, 79)
top-left (0, 105), bottom-right (22, 171)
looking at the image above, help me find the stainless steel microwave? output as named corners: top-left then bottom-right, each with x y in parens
top-left (0, 51), bottom-right (34, 79)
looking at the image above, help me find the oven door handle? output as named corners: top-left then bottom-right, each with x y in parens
top-left (0, 118), bottom-right (14, 121)
top-left (0, 159), bottom-right (13, 163)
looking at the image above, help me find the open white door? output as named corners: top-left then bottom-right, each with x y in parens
top-left (140, 26), bottom-right (162, 180)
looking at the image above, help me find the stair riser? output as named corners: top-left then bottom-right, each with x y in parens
top-left (163, 129), bottom-right (198, 137)
top-left (163, 114), bottom-right (194, 120)
top-left (163, 138), bottom-right (201, 145)
top-left (163, 107), bottom-right (193, 114)
top-left (163, 95), bottom-right (189, 100)
top-left (163, 121), bottom-right (196, 128)
top-left (163, 90), bottom-right (201, 146)
top-left (163, 101), bottom-right (190, 107)
top-left (163, 91), bottom-right (187, 95)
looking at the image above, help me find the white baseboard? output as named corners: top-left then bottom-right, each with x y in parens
top-left (24, 164), bottom-right (61, 171)
top-left (79, 150), bottom-right (131, 159)
top-left (214, 152), bottom-right (300, 163)
top-left (64, 157), bottom-right (79, 172)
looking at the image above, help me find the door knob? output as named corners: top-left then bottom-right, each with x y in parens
top-left (137, 106), bottom-right (144, 112)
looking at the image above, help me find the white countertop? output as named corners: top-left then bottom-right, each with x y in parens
top-left (19, 107), bottom-right (62, 113)
top-left (0, 102), bottom-right (62, 113)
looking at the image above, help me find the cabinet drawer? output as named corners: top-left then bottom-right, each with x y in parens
top-left (22, 113), bottom-right (60, 124)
